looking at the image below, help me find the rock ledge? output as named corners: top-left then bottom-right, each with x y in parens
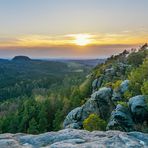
top-left (0, 129), bottom-right (148, 148)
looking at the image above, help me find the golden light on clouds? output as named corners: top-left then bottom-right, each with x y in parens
top-left (0, 31), bottom-right (148, 48)
top-left (70, 34), bottom-right (92, 46)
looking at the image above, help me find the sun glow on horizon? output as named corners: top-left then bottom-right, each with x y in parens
top-left (0, 32), bottom-right (147, 49)
top-left (74, 34), bottom-right (91, 46)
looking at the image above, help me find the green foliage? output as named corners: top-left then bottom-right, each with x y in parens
top-left (52, 109), bottom-right (63, 131)
top-left (0, 59), bottom-right (91, 133)
top-left (83, 114), bottom-right (107, 131)
top-left (117, 101), bottom-right (128, 108)
top-left (104, 82), bottom-right (113, 88)
top-left (127, 50), bottom-right (148, 67)
top-left (141, 81), bottom-right (148, 95)
top-left (128, 59), bottom-right (148, 96)
top-left (27, 118), bottom-right (39, 134)
top-left (112, 80), bottom-right (122, 90)
top-left (0, 59), bottom-right (90, 100)
top-left (38, 105), bottom-right (48, 133)
top-left (123, 90), bottom-right (132, 100)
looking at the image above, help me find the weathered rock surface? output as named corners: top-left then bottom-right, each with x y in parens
top-left (0, 129), bottom-right (147, 148)
top-left (91, 87), bottom-right (114, 119)
top-left (92, 76), bottom-right (104, 92)
top-left (107, 95), bottom-right (148, 132)
top-left (128, 95), bottom-right (148, 122)
top-left (64, 77), bottom-right (148, 132)
top-left (107, 104), bottom-right (134, 132)
top-left (63, 87), bottom-right (114, 129)
top-left (63, 107), bottom-right (83, 129)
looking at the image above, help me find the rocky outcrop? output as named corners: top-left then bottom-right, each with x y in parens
top-left (107, 95), bottom-right (148, 132)
top-left (63, 107), bottom-right (83, 129)
top-left (91, 62), bottom-right (130, 93)
top-left (92, 77), bottom-right (103, 92)
top-left (91, 87), bottom-right (114, 120)
top-left (65, 77), bottom-right (148, 132)
top-left (63, 87), bottom-right (114, 129)
top-left (128, 95), bottom-right (148, 123)
top-left (0, 129), bottom-right (147, 148)
top-left (107, 104), bottom-right (134, 132)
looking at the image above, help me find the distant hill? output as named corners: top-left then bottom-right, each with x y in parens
top-left (12, 56), bottom-right (31, 61)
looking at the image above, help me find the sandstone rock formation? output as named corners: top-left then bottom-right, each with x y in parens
top-left (64, 77), bottom-right (148, 132)
top-left (128, 95), bottom-right (148, 123)
top-left (107, 104), bottom-right (134, 132)
top-left (107, 95), bottom-right (148, 132)
top-left (0, 129), bottom-right (147, 148)
top-left (63, 87), bottom-right (114, 129)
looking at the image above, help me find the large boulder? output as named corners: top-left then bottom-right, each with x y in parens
top-left (91, 87), bottom-right (114, 120)
top-left (63, 87), bottom-right (114, 129)
top-left (0, 129), bottom-right (147, 148)
top-left (107, 104), bottom-right (134, 132)
top-left (128, 95), bottom-right (148, 123)
top-left (63, 107), bottom-right (82, 129)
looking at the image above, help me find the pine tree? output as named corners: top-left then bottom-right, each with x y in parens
top-left (27, 118), bottom-right (39, 134)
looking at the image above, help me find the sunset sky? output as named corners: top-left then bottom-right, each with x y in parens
top-left (0, 0), bottom-right (148, 58)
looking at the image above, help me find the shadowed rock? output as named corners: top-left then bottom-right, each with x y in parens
top-left (107, 104), bottom-right (134, 132)
top-left (128, 95), bottom-right (148, 123)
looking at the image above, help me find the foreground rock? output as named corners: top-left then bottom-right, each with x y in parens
top-left (0, 129), bottom-right (148, 148)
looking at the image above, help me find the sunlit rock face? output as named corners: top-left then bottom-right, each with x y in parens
top-left (0, 129), bottom-right (148, 148)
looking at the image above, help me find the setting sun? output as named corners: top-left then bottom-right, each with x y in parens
top-left (74, 34), bottom-right (91, 46)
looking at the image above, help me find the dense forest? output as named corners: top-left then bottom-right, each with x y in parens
top-left (0, 57), bottom-right (96, 133)
top-left (0, 44), bottom-right (148, 134)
